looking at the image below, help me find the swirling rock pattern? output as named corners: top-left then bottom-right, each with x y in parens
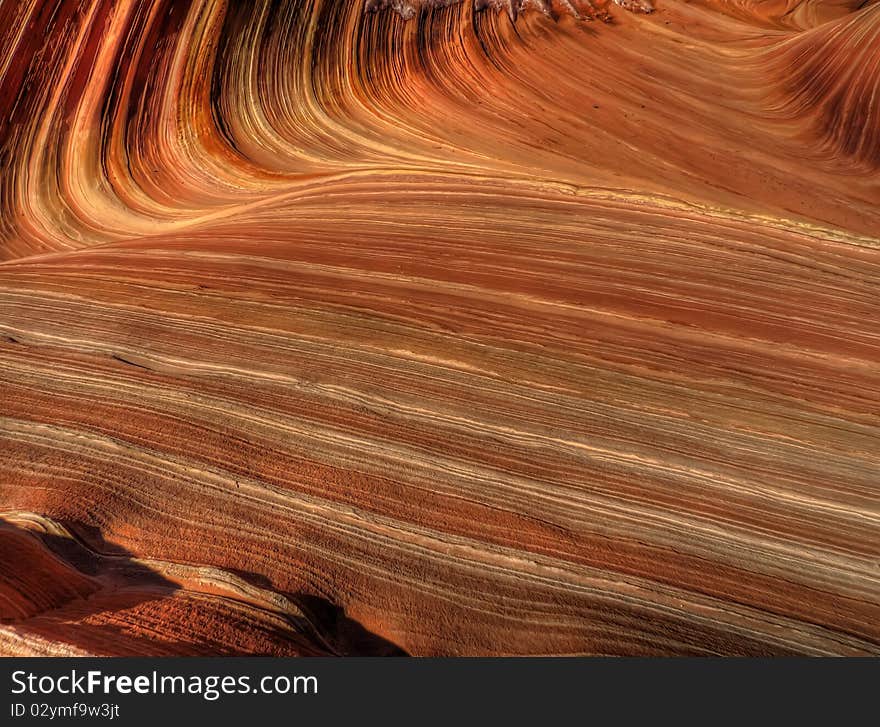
top-left (0, 0), bottom-right (878, 656)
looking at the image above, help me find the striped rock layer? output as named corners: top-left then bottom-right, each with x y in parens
top-left (0, 0), bottom-right (878, 655)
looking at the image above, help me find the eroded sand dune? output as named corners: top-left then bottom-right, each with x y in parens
top-left (0, 0), bottom-right (878, 655)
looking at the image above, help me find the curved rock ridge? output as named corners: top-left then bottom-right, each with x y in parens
top-left (0, 0), bottom-right (878, 656)
top-left (696, 0), bottom-right (873, 29)
top-left (364, 0), bottom-right (654, 22)
top-left (766, 3), bottom-right (880, 169)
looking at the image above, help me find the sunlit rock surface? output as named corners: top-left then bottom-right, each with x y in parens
top-left (0, 0), bottom-right (878, 655)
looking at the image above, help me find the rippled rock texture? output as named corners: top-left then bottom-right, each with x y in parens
top-left (0, 0), bottom-right (878, 656)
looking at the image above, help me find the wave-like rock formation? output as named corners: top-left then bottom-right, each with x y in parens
top-left (1, 0), bottom-right (878, 656)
